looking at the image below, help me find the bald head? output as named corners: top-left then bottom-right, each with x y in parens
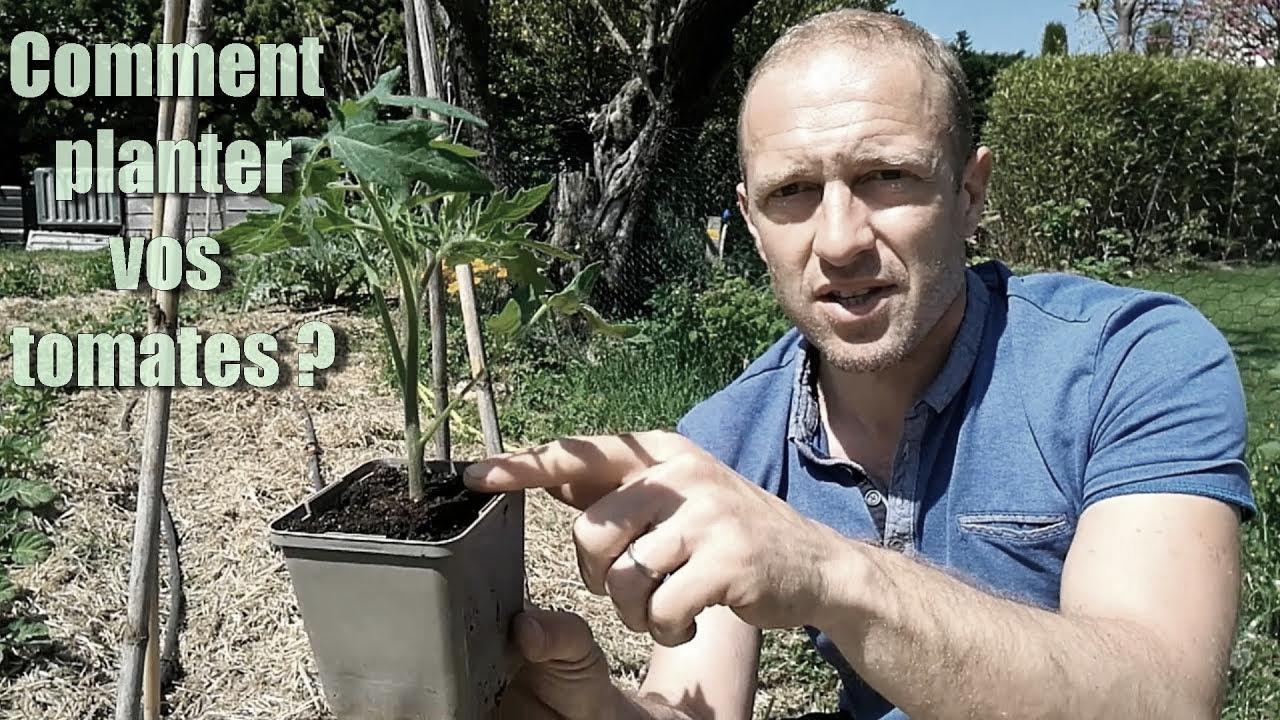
top-left (738, 9), bottom-right (972, 187)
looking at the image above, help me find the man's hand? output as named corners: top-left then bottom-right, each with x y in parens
top-left (466, 431), bottom-right (848, 646)
top-left (498, 608), bottom-right (619, 720)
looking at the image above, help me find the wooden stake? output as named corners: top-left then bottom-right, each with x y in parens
top-left (412, 1), bottom-right (503, 457)
top-left (425, 265), bottom-right (451, 459)
top-left (157, 492), bottom-right (185, 689)
top-left (412, 2), bottom-right (503, 457)
top-left (143, 575), bottom-right (160, 720)
top-left (454, 264), bottom-right (503, 455)
top-left (113, 0), bottom-right (208, 717)
top-left (403, 0), bottom-right (452, 461)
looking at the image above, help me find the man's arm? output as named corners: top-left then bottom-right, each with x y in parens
top-left (816, 492), bottom-right (1242, 720)
top-left (623, 605), bottom-right (762, 720)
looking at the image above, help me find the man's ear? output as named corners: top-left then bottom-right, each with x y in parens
top-left (736, 181), bottom-right (767, 264)
top-left (959, 146), bottom-right (994, 237)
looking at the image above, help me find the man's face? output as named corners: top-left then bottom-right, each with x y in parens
top-left (737, 47), bottom-right (990, 374)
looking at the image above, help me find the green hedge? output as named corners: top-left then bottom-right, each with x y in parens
top-left (982, 55), bottom-right (1280, 267)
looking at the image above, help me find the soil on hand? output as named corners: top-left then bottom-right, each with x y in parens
top-left (279, 463), bottom-right (495, 541)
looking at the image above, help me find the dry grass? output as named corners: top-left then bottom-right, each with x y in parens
top-left (0, 295), bottom-right (833, 719)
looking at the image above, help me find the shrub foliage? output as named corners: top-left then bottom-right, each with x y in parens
top-left (983, 55), bottom-right (1280, 267)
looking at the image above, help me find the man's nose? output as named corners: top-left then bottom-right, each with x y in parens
top-left (813, 183), bottom-right (875, 266)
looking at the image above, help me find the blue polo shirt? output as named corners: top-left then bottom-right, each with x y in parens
top-left (676, 260), bottom-right (1254, 719)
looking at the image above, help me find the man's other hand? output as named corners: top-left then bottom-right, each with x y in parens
top-left (499, 608), bottom-right (622, 720)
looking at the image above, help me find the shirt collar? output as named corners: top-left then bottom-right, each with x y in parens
top-left (788, 267), bottom-right (990, 445)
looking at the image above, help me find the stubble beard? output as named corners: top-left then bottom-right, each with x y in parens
top-left (773, 255), bottom-right (966, 375)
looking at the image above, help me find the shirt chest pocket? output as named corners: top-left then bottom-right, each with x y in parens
top-left (952, 511), bottom-right (1076, 608)
top-left (956, 512), bottom-right (1073, 542)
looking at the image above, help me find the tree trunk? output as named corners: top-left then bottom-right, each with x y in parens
top-left (1115, 0), bottom-right (1138, 52)
top-left (550, 0), bottom-right (761, 292)
top-left (435, 0), bottom-right (504, 181)
top-left (435, 0), bottom-right (759, 292)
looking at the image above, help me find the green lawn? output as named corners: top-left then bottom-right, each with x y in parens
top-left (1129, 266), bottom-right (1280, 718)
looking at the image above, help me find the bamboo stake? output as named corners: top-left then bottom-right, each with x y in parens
top-left (399, 0), bottom-right (427, 115)
top-left (157, 492), bottom-right (185, 689)
top-left (425, 266), bottom-right (451, 459)
top-left (143, 588), bottom-right (160, 720)
top-left (454, 264), bottom-right (504, 455)
top-left (404, 0), bottom-right (452, 461)
top-left (114, 0), bottom-right (208, 717)
top-left (412, 1), bottom-right (504, 457)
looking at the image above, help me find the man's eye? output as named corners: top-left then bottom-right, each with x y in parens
top-left (774, 183), bottom-right (815, 198)
top-left (871, 169), bottom-right (906, 182)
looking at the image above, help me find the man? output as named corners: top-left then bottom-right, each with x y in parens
top-left (466, 9), bottom-right (1255, 719)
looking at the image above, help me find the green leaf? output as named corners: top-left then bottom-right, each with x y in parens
top-left (8, 531), bottom-right (51, 566)
top-left (1257, 441), bottom-right (1280, 464)
top-left (380, 95), bottom-right (489, 127)
top-left (501, 248), bottom-right (550, 292)
top-left (306, 157), bottom-right (345, 194)
top-left (363, 68), bottom-right (402, 103)
top-left (0, 478), bottom-right (56, 509)
top-left (546, 287), bottom-right (584, 314)
top-left (1267, 364), bottom-right (1280, 382)
top-left (568, 261), bottom-right (603, 295)
top-left (406, 191), bottom-right (451, 210)
top-left (328, 120), bottom-right (493, 193)
top-left (438, 192), bottom-right (473, 230)
top-left (336, 97), bottom-right (377, 127)
top-left (0, 508), bottom-right (34, 534)
top-left (516, 239), bottom-right (578, 261)
top-left (578, 304), bottom-right (638, 339)
top-left (0, 572), bottom-right (19, 608)
top-left (429, 139), bottom-right (483, 158)
top-left (545, 261), bottom-right (603, 313)
top-left (486, 299), bottom-right (523, 336)
top-left (288, 136), bottom-right (320, 160)
top-left (442, 242), bottom-right (496, 267)
top-left (6, 618), bottom-right (49, 645)
top-left (215, 211), bottom-right (295, 254)
top-left (325, 98), bottom-right (346, 128)
top-left (478, 182), bottom-right (553, 231)
top-left (360, 71), bottom-right (488, 127)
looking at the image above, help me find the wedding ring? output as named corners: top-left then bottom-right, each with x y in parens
top-left (626, 539), bottom-right (666, 583)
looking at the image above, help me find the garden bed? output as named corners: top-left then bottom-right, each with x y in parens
top-left (0, 297), bottom-right (664, 720)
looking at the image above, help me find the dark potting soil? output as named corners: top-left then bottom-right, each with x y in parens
top-left (279, 463), bottom-right (495, 541)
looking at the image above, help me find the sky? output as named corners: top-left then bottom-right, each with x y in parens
top-left (891, 0), bottom-right (1104, 56)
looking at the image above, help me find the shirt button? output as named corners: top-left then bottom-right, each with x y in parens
top-left (886, 537), bottom-right (906, 551)
top-left (864, 489), bottom-right (884, 507)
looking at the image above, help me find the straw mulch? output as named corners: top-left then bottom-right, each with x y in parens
top-left (0, 297), bottom-right (655, 720)
top-left (0, 295), bottom-right (827, 719)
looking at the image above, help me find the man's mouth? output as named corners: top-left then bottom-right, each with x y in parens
top-left (821, 285), bottom-right (895, 309)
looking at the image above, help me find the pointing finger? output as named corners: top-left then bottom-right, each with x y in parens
top-left (464, 431), bottom-right (692, 509)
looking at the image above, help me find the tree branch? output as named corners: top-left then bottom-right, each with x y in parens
top-left (590, 0), bottom-right (634, 56)
top-left (590, 0), bottom-right (658, 106)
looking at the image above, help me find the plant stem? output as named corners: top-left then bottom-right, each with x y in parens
top-left (351, 234), bottom-right (404, 384)
top-left (418, 369), bottom-right (485, 446)
top-left (359, 178), bottom-right (426, 502)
